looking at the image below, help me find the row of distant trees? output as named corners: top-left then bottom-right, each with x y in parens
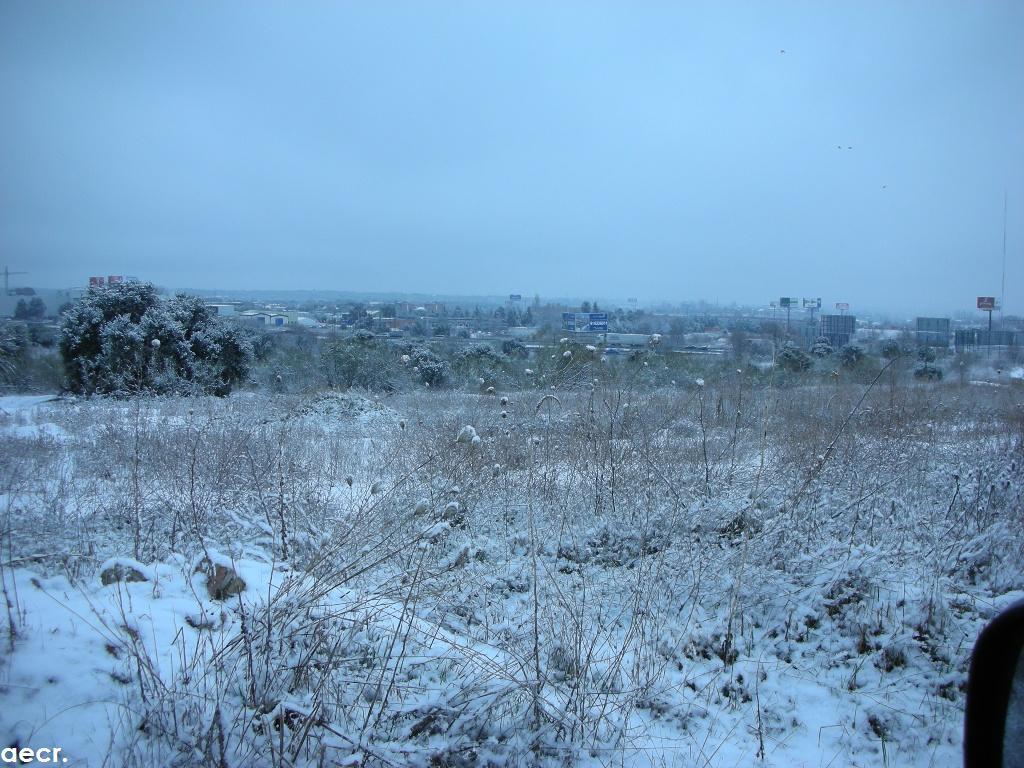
top-left (13, 297), bottom-right (47, 320)
top-left (777, 338), bottom-right (943, 379)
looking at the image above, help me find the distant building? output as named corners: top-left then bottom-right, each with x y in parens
top-left (237, 310), bottom-right (288, 327)
top-left (395, 301), bottom-right (444, 317)
top-left (819, 314), bottom-right (856, 348)
top-left (915, 317), bottom-right (950, 348)
top-left (206, 304), bottom-right (236, 317)
top-left (388, 317), bottom-right (420, 330)
top-left (603, 332), bottom-right (650, 348)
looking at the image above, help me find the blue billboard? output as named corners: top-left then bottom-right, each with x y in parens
top-left (562, 312), bottom-right (608, 332)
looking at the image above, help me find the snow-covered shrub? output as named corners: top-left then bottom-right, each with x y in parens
top-left (59, 282), bottom-right (253, 396)
top-left (320, 331), bottom-right (401, 391)
top-left (811, 336), bottom-right (834, 357)
top-left (2, 375), bottom-right (1021, 767)
top-left (838, 344), bottom-right (865, 369)
top-left (408, 345), bottom-right (450, 387)
top-left (0, 321), bottom-right (30, 385)
top-left (501, 339), bottom-right (528, 358)
top-left (777, 343), bottom-right (811, 372)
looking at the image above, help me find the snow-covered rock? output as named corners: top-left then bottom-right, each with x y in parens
top-left (193, 552), bottom-right (246, 600)
top-left (99, 557), bottom-right (153, 586)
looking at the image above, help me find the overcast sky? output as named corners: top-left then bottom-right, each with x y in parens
top-left (1, 1), bottom-right (1022, 315)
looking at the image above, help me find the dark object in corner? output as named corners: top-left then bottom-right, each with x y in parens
top-left (965, 598), bottom-right (1024, 767)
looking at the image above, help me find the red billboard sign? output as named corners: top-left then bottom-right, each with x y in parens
top-left (977, 296), bottom-right (996, 310)
top-left (89, 276), bottom-right (105, 287)
top-left (108, 275), bottom-right (123, 284)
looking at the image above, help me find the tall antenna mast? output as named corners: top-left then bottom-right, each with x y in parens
top-left (1001, 190), bottom-right (1007, 320)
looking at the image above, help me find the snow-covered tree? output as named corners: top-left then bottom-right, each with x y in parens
top-left (811, 336), bottom-right (834, 357)
top-left (838, 344), bottom-right (865, 369)
top-left (59, 281), bottom-right (253, 396)
top-left (777, 342), bottom-right (811, 372)
top-left (880, 339), bottom-right (902, 360)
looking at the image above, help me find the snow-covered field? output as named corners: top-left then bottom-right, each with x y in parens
top-left (0, 380), bottom-right (1021, 767)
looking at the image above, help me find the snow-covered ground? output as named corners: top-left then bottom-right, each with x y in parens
top-left (0, 383), bottom-right (1021, 766)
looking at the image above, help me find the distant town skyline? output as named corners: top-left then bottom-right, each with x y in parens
top-left (3, 272), bottom-right (1016, 324)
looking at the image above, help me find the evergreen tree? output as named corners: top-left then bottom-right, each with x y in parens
top-left (881, 339), bottom-right (902, 360)
top-left (811, 336), bottom-right (834, 357)
top-left (777, 343), bottom-right (811, 372)
top-left (838, 344), bottom-right (865, 369)
top-left (60, 281), bottom-right (253, 396)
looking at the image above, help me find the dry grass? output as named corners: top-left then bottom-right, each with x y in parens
top-left (1, 375), bottom-right (1021, 765)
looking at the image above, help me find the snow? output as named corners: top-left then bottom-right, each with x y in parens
top-left (98, 556), bottom-right (157, 582)
top-left (0, 394), bottom-right (59, 416)
top-left (0, 395), bottom-right (66, 440)
top-left (0, 421), bottom-right (67, 440)
top-left (1, 557), bottom-right (279, 764)
top-left (0, 388), bottom-right (1018, 767)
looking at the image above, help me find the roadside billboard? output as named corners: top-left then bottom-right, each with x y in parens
top-left (562, 312), bottom-right (608, 332)
top-left (977, 296), bottom-right (996, 310)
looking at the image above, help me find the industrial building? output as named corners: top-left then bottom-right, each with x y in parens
top-left (819, 314), bottom-right (856, 348)
top-left (237, 310), bottom-right (289, 327)
top-left (915, 317), bottom-right (951, 348)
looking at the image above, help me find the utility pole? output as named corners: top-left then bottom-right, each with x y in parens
top-left (987, 307), bottom-right (993, 360)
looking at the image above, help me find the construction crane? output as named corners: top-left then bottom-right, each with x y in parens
top-left (3, 266), bottom-right (28, 295)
